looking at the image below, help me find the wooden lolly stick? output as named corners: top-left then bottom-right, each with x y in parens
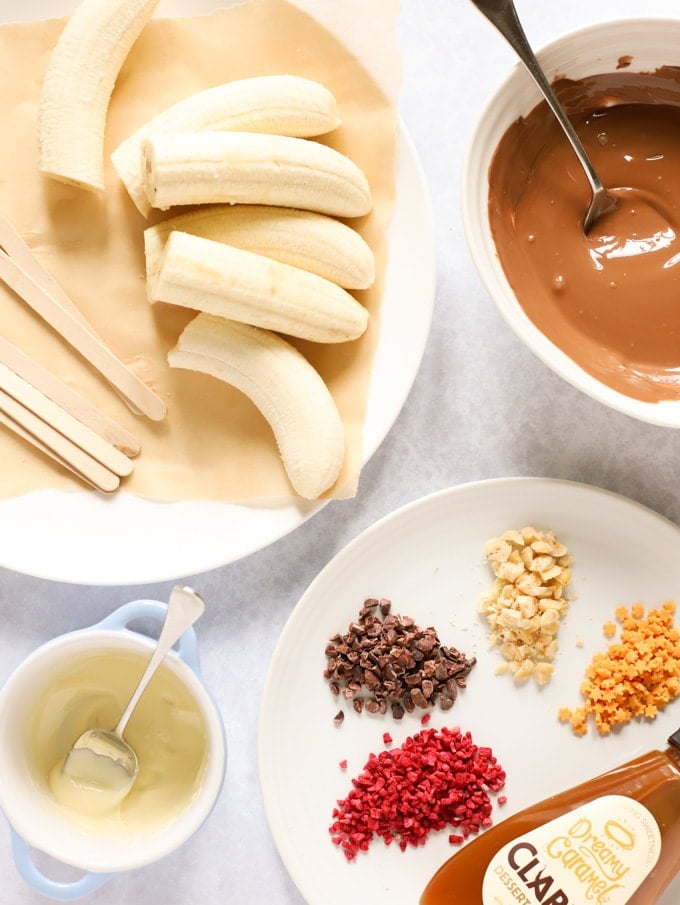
top-left (0, 410), bottom-right (113, 493)
top-left (0, 388), bottom-right (120, 493)
top-left (0, 214), bottom-right (93, 329)
top-left (0, 250), bottom-right (167, 422)
top-left (0, 362), bottom-right (133, 477)
top-left (0, 215), bottom-right (148, 419)
top-left (0, 335), bottom-right (140, 457)
top-left (0, 217), bottom-right (144, 418)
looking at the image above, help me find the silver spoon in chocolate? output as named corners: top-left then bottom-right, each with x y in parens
top-left (470, 0), bottom-right (617, 232)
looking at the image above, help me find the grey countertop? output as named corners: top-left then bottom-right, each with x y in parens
top-left (3, 1), bottom-right (680, 903)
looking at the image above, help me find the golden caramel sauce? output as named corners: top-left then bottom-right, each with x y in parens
top-left (421, 743), bottom-right (680, 904)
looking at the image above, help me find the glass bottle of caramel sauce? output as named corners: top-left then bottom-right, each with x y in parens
top-left (420, 729), bottom-right (680, 905)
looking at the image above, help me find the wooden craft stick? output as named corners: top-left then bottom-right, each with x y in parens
top-left (0, 250), bottom-right (167, 422)
top-left (0, 388), bottom-right (120, 493)
top-left (0, 214), bottom-right (93, 329)
top-left (0, 335), bottom-right (140, 457)
top-left (0, 361), bottom-right (133, 477)
top-left (0, 409), bottom-right (114, 493)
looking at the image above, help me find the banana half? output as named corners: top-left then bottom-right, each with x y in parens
top-left (142, 131), bottom-right (373, 218)
top-left (151, 230), bottom-right (369, 344)
top-left (38, 0), bottom-right (160, 192)
top-left (112, 74), bottom-right (342, 215)
top-left (143, 204), bottom-right (375, 295)
top-left (169, 313), bottom-right (345, 500)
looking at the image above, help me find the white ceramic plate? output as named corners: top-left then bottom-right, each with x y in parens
top-left (0, 5), bottom-right (435, 585)
top-left (258, 477), bottom-right (680, 905)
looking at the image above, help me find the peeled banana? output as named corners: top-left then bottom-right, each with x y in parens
top-left (168, 313), bottom-right (345, 500)
top-left (113, 75), bottom-right (342, 215)
top-left (144, 205), bottom-right (375, 295)
top-left (142, 132), bottom-right (373, 218)
top-left (151, 230), bottom-right (369, 343)
top-left (38, 0), bottom-right (160, 192)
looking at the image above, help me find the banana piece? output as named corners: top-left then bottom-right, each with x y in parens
top-left (168, 313), bottom-right (345, 500)
top-left (112, 75), bottom-right (342, 216)
top-left (151, 231), bottom-right (369, 344)
top-left (144, 205), bottom-right (375, 295)
top-left (142, 132), bottom-right (373, 218)
top-left (38, 0), bottom-right (160, 192)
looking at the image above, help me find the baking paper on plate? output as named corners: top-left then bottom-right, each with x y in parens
top-left (0, 0), bottom-right (400, 502)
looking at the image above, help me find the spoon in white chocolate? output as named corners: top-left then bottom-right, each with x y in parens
top-left (55, 586), bottom-right (205, 812)
top-left (469, 0), bottom-right (617, 232)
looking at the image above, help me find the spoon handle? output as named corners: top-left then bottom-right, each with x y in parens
top-left (469, 0), bottom-right (605, 197)
top-left (114, 586), bottom-right (205, 736)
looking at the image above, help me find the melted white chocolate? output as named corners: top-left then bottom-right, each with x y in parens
top-left (27, 649), bottom-right (208, 834)
top-left (49, 747), bottom-right (133, 815)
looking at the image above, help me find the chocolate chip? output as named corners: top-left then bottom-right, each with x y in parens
top-left (324, 598), bottom-right (476, 723)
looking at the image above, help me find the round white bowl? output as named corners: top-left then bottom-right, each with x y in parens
top-left (462, 17), bottom-right (680, 428)
top-left (0, 599), bottom-right (226, 900)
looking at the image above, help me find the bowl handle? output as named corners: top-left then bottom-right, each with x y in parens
top-left (11, 831), bottom-right (113, 901)
top-left (90, 598), bottom-right (201, 675)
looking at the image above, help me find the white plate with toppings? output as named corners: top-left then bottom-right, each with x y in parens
top-left (0, 4), bottom-right (434, 585)
top-left (258, 476), bottom-right (680, 905)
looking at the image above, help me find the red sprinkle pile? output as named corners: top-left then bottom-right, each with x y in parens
top-left (329, 726), bottom-right (506, 861)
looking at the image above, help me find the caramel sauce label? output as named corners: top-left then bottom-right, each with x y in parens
top-left (482, 795), bottom-right (660, 905)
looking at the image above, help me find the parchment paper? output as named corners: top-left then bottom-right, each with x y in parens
top-left (0, 0), bottom-right (400, 502)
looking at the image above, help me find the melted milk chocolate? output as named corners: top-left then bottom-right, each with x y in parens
top-left (489, 68), bottom-right (680, 403)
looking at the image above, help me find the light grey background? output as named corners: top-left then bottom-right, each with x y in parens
top-left (2, 1), bottom-right (680, 903)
